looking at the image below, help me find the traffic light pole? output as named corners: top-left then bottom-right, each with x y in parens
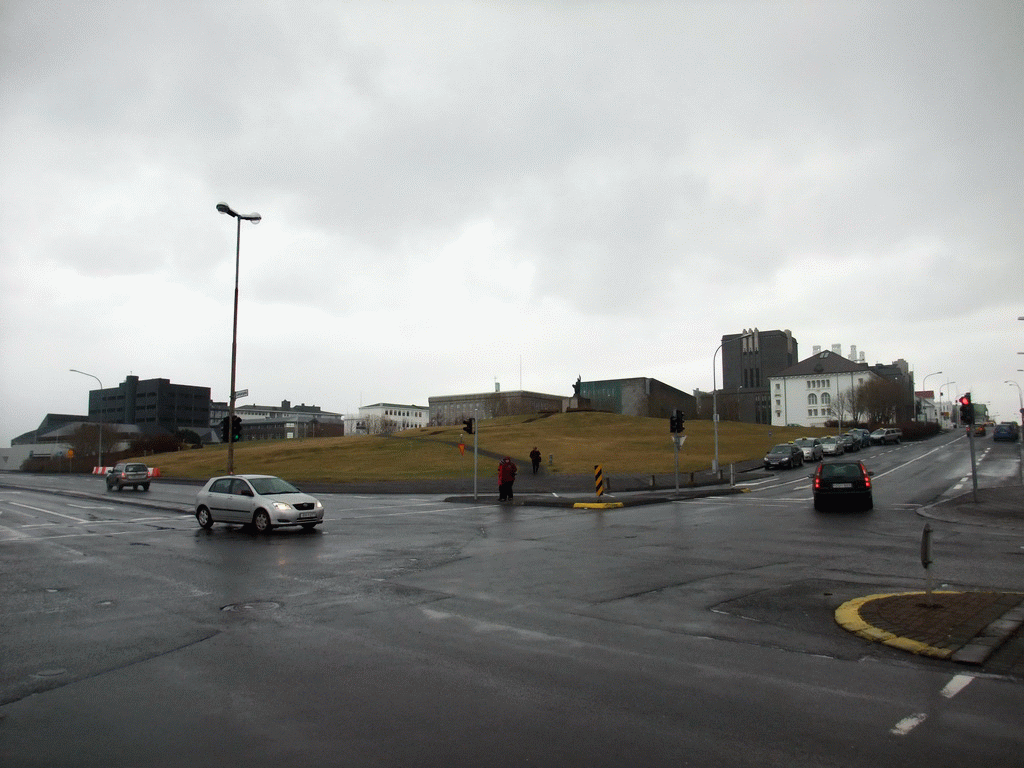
top-left (967, 427), bottom-right (978, 503)
top-left (473, 413), bottom-right (479, 501)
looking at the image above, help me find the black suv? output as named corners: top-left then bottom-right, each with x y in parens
top-left (106, 463), bottom-right (151, 491)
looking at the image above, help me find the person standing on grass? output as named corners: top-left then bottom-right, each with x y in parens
top-left (529, 447), bottom-right (541, 474)
top-left (498, 456), bottom-right (518, 501)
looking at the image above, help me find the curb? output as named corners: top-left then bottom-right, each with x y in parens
top-left (443, 486), bottom-right (750, 507)
top-left (835, 591), bottom-right (1024, 665)
top-left (835, 592), bottom-right (956, 659)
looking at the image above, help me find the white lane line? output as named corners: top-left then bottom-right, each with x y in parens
top-left (941, 674), bottom-right (975, 699)
top-left (9, 501), bottom-right (87, 523)
top-left (891, 674), bottom-right (975, 736)
top-left (891, 713), bottom-right (927, 736)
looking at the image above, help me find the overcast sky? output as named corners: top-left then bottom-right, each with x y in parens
top-left (2, 1), bottom-right (1022, 443)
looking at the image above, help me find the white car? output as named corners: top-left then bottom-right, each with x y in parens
top-left (194, 475), bottom-right (324, 532)
top-left (820, 437), bottom-right (845, 456)
top-left (793, 438), bottom-right (823, 462)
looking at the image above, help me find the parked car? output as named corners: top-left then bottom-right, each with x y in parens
top-left (840, 433), bottom-right (860, 452)
top-left (820, 436), bottom-right (844, 456)
top-left (870, 428), bottom-right (902, 445)
top-left (194, 474), bottom-right (325, 532)
top-left (793, 437), bottom-right (823, 462)
top-left (848, 428), bottom-right (872, 448)
top-left (105, 462), bottom-right (151, 491)
top-left (812, 460), bottom-right (874, 511)
top-left (993, 422), bottom-right (1020, 442)
top-left (763, 443), bottom-right (804, 470)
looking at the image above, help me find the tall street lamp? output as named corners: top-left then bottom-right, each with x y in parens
top-left (922, 371), bottom-right (942, 422)
top-left (1006, 380), bottom-right (1023, 417)
top-left (216, 201), bottom-right (261, 475)
top-left (712, 332), bottom-right (753, 474)
top-left (69, 369), bottom-right (103, 470)
top-left (941, 381), bottom-right (957, 426)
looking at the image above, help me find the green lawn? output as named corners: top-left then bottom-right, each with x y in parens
top-left (145, 412), bottom-right (829, 483)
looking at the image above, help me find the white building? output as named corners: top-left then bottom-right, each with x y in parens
top-left (769, 350), bottom-right (881, 428)
top-left (349, 403), bottom-right (429, 434)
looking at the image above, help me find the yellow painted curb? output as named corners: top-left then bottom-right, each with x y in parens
top-left (834, 591), bottom-right (958, 660)
top-left (573, 502), bottom-right (625, 509)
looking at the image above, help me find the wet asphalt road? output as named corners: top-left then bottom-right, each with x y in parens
top-left (1, 432), bottom-right (1022, 767)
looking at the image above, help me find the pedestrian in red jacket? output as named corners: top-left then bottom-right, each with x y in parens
top-left (498, 456), bottom-right (518, 501)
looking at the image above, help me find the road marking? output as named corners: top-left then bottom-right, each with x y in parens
top-left (941, 674), bottom-right (974, 699)
top-left (9, 501), bottom-right (87, 523)
top-left (891, 713), bottom-right (927, 736)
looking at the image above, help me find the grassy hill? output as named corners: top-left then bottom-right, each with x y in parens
top-left (145, 412), bottom-right (829, 483)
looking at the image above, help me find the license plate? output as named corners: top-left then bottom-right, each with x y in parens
top-left (833, 483), bottom-right (852, 489)
top-left (298, 513), bottom-right (317, 519)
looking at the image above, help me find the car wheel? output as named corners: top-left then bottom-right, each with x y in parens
top-left (813, 498), bottom-right (825, 512)
top-left (142, 483), bottom-right (150, 491)
top-left (253, 510), bottom-right (272, 533)
top-left (196, 507), bottom-right (214, 529)
top-left (301, 523), bottom-right (318, 530)
top-left (863, 496), bottom-right (874, 511)
top-left (117, 484), bottom-right (123, 492)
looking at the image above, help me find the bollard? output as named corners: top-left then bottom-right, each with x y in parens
top-left (921, 523), bottom-right (935, 604)
top-left (594, 464), bottom-right (605, 497)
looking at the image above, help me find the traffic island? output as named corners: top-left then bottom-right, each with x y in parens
top-left (835, 591), bottom-right (1024, 663)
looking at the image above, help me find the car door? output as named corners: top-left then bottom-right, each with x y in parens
top-left (226, 478), bottom-right (256, 523)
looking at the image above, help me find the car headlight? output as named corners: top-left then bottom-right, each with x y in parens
top-left (272, 501), bottom-right (292, 511)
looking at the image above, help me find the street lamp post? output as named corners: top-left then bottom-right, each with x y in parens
top-left (216, 201), bottom-right (261, 475)
top-left (922, 371), bottom-right (942, 422)
top-left (941, 381), bottom-right (957, 426)
top-left (712, 333), bottom-right (753, 474)
top-left (69, 369), bottom-right (103, 470)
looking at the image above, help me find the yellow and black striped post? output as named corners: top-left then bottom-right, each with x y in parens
top-left (594, 464), bottom-right (604, 497)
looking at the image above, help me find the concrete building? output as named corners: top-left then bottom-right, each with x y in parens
top-left (90, 375), bottom-right (210, 433)
top-left (210, 399), bottom-right (345, 442)
top-left (429, 391), bottom-right (563, 426)
top-left (577, 377), bottom-right (696, 419)
top-left (720, 329), bottom-right (799, 424)
top-left (349, 403), bottom-right (430, 435)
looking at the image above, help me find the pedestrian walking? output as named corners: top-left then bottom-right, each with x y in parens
top-left (529, 447), bottom-right (541, 475)
top-left (498, 456), bottom-right (518, 501)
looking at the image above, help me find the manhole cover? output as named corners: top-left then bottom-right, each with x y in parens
top-left (221, 601), bottom-right (280, 613)
top-left (34, 669), bottom-right (67, 678)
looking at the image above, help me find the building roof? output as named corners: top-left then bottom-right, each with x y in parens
top-left (773, 350), bottom-right (870, 378)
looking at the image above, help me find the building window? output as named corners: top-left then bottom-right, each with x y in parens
top-left (808, 394), bottom-right (818, 405)
top-left (821, 393), bottom-right (831, 405)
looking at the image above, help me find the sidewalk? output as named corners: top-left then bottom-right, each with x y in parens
top-left (836, 485), bottom-right (1024, 675)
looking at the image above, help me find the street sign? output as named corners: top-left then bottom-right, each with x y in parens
top-left (234, 389), bottom-right (249, 399)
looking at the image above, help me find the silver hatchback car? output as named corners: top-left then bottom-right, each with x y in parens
top-left (195, 474), bottom-right (324, 532)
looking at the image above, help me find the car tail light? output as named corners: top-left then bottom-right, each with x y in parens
top-left (862, 467), bottom-right (871, 488)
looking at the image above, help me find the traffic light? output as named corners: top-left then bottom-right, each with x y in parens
top-left (220, 416), bottom-right (230, 443)
top-left (462, 418), bottom-right (475, 435)
top-left (958, 393), bottom-right (973, 425)
top-left (231, 415), bottom-right (243, 442)
top-left (669, 410), bottom-right (685, 433)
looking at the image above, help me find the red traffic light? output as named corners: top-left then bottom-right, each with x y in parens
top-left (958, 395), bottom-right (971, 406)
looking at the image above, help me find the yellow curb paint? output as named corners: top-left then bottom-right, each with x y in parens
top-left (573, 502), bottom-right (624, 509)
top-left (834, 591), bottom-right (964, 660)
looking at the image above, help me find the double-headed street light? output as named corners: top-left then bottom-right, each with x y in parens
top-left (216, 202), bottom-right (261, 475)
top-left (69, 369), bottom-right (103, 469)
top-left (712, 332), bottom-right (753, 474)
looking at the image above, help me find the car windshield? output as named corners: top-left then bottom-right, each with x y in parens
top-left (870, 429), bottom-right (886, 436)
top-left (249, 477), bottom-right (301, 495)
top-left (768, 445), bottom-right (791, 454)
top-left (794, 439), bottom-right (813, 447)
top-left (821, 437), bottom-right (837, 443)
top-left (125, 464), bottom-right (147, 472)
